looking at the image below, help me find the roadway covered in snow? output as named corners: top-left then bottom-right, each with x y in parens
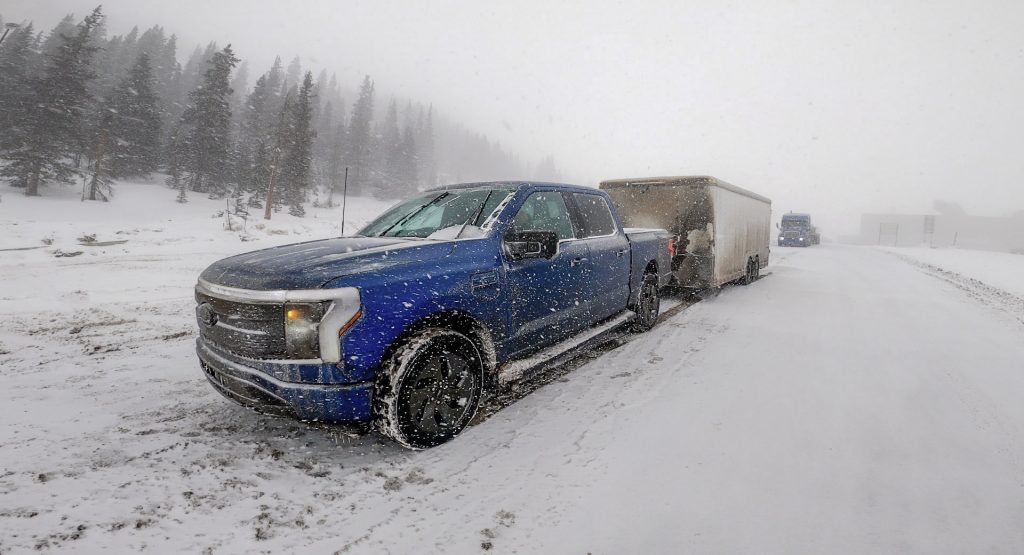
top-left (2, 188), bottom-right (1024, 552)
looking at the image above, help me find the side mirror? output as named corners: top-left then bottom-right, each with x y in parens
top-left (775, 222), bottom-right (780, 230)
top-left (505, 230), bottom-right (559, 260)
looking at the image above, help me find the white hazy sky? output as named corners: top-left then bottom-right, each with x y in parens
top-left (4, 0), bottom-right (1024, 235)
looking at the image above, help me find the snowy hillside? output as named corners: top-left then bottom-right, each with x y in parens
top-left (0, 180), bottom-right (393, 313)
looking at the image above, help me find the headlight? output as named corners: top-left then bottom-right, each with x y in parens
top-left (284, 302), bottom-right (327, 359)
top-left (282, 288), bottom-right (362, 362)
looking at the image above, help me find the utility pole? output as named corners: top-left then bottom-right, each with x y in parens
top-left (0, 23), bottom-right (20, 46)
top-left (340, 167), bottom-right (349, 235)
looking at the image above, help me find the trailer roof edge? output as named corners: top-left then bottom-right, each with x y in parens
top-left (599, 175), bottom-right (772, 205)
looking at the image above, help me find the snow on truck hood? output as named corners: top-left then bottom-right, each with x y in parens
top-left (200, 236), bottom-right (456, 290)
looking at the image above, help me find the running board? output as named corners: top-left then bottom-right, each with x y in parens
top-left (495, 310), bottom-right (635, 387)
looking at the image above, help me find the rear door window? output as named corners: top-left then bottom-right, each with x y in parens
top-left (572, 193), bottom-right (617, 237)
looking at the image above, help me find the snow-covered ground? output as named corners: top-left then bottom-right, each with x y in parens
top-left (3, 187), bottom-right (1024, 553)
top-left (0, 180), bottom-right (393, 314)
top-left (881, 246), bottom-right (1024, 299)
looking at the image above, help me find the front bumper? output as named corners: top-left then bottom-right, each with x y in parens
top-left (197, 339), bottom-right (373, 422)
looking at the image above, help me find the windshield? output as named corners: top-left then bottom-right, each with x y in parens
top-left (358, 188), bottom-right (512, 238)
top-left (782, 219), bottom-right (808, 229)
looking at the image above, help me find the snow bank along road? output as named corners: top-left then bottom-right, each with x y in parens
top-left (3, 244), bottom-right (1024, 553)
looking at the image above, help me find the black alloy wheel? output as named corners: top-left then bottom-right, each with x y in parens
top-left (378, 329), bottom-right (484, 449)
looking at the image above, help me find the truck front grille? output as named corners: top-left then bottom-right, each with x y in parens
top-left (195, 292), bottom-right (286, 359)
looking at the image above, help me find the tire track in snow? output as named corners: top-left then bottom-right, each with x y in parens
top-left (890, 251), bottom-right (1024, 328)
top-left (890, 250), bottom-right (1024, 483)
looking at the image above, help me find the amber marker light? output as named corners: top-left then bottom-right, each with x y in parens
top-left (337, 308), bottom-right (363, 336)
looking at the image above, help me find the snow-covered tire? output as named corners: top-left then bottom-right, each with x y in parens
top-left (629, 273), bottom-right (660, 333)
top-left (375, 328), bottom-right (484, 449)
top-left (740, 257), bottom-right (755, 285)
top-left (751, 256), bottom-right (760, 281)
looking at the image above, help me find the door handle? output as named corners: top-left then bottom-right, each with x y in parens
top-left (471, 271), bottom-right (498, 289)
top-left (570, 257), bottom-right (588, 267)
top-left (616, 249), bottom-right (628, 257)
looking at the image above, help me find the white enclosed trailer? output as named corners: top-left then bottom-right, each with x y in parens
top-left (600, 176), bottom-right (772, 289)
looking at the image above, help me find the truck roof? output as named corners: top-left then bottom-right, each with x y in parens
top-left (599, 175), bottom-right (771, 204)
top-left (782, 213), bottom-right (811, 221)
top-left (426, 181), bottom-right (601, 195)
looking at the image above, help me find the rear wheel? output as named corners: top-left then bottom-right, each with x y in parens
top-left (376, 328), bottom-right (484, 449)
top-left (629, 273), bottom-right (660, 332)
top-left (740, 257), bottom-right (755, 285)
top-left (751, 256), bottom-right (760, 281)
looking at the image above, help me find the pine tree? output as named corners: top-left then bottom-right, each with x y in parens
top-left (135, 25), bottom-right (167, 61)
top-left (0, 23), bottom-right (37, 167)
top-left (262, 56), bottom-right (284, 125)
top-left (347, 75), bottom-right (375, 197)
top-left (155, 34), bottom-right (180, 133)
top-left (90, 32), bottom-right (122, 99)
top-left (165, 123), bottom-right (187, 201)
top-left (39, 14), bottom-right (77, 57)
top-left (110, 26), bottom-right (137, 78)
top-left (381, 99), bottom-right (402, 197)
top-left (281, 71), bottom-right (315, 217)
top-left (325, 116), bottom-right (348, 208)
top-left (234, 73), bottom-right (267, 197)
top-left (104, 52), bottom-right (162, 177)
top-left (0, 8), bottom-right (103, 196)
top-left (399, 115), bottom-right (418, 193)
top-left (284, 56), bottom-right (301, 92)
top-left (85, 122), bottom-right (114, 201)
top-left (534, 155), bottom-right (560, 181)
top-left (179, 44), bottom-right (239, 196)
top-left (172, 42), bottom-right (217, 124)
top-left (263, 92), bottom-right (292, 219)
top-left (239, 73), bottom-right (270, 152)
top-left (312, 68), bottom-right (328, 121)
top-left (418, 105), bottom-right (436, 188)
top-left (248, 141), bottom-right (270, 208)
top-left (229, 59), bottom-right (249, 125)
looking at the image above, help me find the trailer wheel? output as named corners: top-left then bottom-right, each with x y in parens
top-left (740, 258), bottom-right (755, 285)
top-left (375, 328), bottom-right (484, 449)
top-left (629, 273), bottom-right (660, 332)
top-left (752, 256), bottom-right (760, 281)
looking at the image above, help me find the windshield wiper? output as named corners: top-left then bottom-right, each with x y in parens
top-left (376, 193), bottom-right (449, 237)
top-left (453, 191), bottom-right (494, 240)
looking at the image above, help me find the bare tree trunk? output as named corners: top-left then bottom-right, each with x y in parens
top-left (263, 147), bottom-right (283, 220)
top-left (88, 132), bottom-right (107, 201)
top-left (25, 165), bottom-right (40, 196)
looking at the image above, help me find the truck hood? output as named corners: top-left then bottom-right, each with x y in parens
top-left (200, 236), bottom-right (456, 290)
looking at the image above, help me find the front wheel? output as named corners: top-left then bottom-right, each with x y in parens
top-left (376, 328), bottom-right (484, 449)
top-left (629, 273), bottom-right (660, 332)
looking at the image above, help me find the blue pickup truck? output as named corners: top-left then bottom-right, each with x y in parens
top-left (195, 182), bottom-right (672, 448)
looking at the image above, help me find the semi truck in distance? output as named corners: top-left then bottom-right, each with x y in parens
top-left (599, 175), bottom-right (772, 290)
top-left (778, 212), bottom-right (819, 246)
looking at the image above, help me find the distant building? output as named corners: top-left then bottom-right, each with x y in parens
top-left (850, 206), bottom-right (1024, 252)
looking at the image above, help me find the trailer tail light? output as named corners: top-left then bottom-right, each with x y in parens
top-left (668, 238), bottom-right (676, 258)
